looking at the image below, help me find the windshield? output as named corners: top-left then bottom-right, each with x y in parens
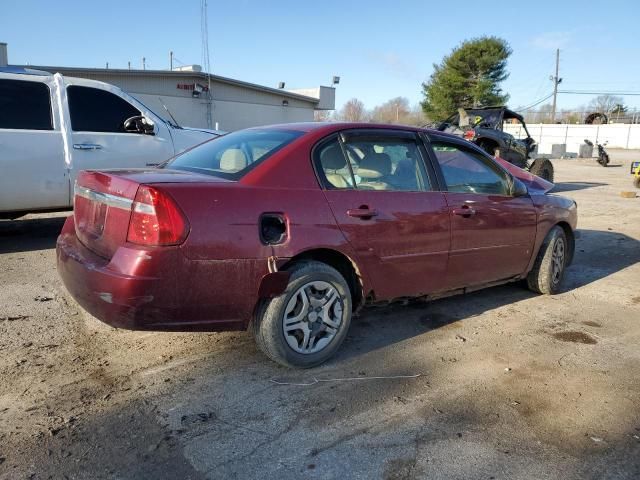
top-left (165, 128), bottom-right (304, 180)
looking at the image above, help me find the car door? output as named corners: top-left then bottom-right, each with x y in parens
top-left (427, 136), bottom-right (537, 290)
top-left (316, 129), bottom-right (450, 300)
top-left (0, 76), bottom-right (69, 212)
top-left (66, 84), bottom-right (174, 185)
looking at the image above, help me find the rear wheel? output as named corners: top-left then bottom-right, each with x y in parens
top-left (529, 158), bottom-right (555, 183)
top-left (526, 226), bottom-right (567, 295)
top-left (252, 261), bottom-right (352, 368)
top-left (634, 176), bottom-right (640, 189)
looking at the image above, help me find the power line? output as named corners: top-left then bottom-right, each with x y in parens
top-left (516, 92), bottom-right (555, 112)
top-left (558, 90), bottom-right (640, 96)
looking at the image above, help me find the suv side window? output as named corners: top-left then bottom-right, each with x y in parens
top-left (431, 141), bottom-right (509, 195)
top-left (67, 86), bottom-right (140, 133)
top-left (0, 79), bottom-right (52, 130)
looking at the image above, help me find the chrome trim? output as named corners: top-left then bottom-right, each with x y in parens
top-left (73, 143), bottom-right (103, 150)
top-left (133, 202), bottom-right (155, 214)
top-left (74, 184), bottom-right (133, 210)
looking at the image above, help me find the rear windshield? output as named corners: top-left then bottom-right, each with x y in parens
top-left (165, 128), bottom-right (304, 180)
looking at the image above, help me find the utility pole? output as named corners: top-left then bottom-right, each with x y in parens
top-left (142, 57), bottom-right (146, 70)
top-left (170, 51), bottom-right (173, 70)
top-left (551, 48), bottom-right (561, 123)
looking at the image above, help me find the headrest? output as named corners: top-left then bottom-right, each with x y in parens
top-left (220, 148), bottom-right (248, 172)
top-left (358, 153), bottom-right (391, 179)
top-left (320, 145), bottom-right (347, 170)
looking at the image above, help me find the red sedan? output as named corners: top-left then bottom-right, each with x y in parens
top-left (57, 123), bottom-right (577, 368)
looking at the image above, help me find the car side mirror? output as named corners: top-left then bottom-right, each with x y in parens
top-left (510, 177), bottom-right (528, 197)
top-left (123, 115), bottom-right (155, 135)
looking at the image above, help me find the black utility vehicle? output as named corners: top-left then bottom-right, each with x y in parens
top-left (437, 106), bottom-right (554, 182)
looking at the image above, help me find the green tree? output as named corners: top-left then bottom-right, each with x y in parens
top-left (421, 37), bottom-right (512, 122)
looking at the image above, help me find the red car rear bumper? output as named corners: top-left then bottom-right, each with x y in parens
top-left (56, 216), bottom-right (272, 332)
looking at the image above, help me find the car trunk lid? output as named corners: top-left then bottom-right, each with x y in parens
top-left (74, 169), bottom-right (230, 259)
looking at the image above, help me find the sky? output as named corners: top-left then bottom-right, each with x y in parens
top-left (2, 0), bottom-right (640, 113)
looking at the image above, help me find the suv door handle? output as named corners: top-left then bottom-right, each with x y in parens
top-left (452, 206), bottom-right (476, 217)
top-left (73, 143), bottom-right (103, 150)
top-left (347, 207), bottom-right (378, 219)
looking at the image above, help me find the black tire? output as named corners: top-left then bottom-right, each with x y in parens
top-left (633, 176), bottom-right (640, 189)
top-left (526, 226), bottom-right (568, 295)
top-left (252, 261), bottom-right (352, 368)
top-left (529, 158), bottom-right (555, 183)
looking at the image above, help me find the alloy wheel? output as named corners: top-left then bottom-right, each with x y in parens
top-left (282, 281), bottom-right (343, 354)
top-left (551, 237), bottom-right (566, 285)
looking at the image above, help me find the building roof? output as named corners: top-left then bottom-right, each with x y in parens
top-left (18, 65), bottom-right (322, 105)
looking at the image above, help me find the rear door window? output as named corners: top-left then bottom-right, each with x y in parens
top-left (343, 132), bottom-right (432, 191)
top-left (0, 79), bottom-right (52, 130)
top-left (67, 86), bottom-right (140, 133)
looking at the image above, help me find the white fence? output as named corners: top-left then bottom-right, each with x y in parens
top-left (503, 123), bottom-right (640, 155)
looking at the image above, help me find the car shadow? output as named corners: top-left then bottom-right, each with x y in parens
top-left (0, 214), bottom-right (68, 254)
top-left (552, 182), bottom-right (607, 192)
top-left (336, 228), bottom-right (639, 363)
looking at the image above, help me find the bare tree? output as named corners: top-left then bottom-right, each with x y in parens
top-left (336, 98), bottom-right (368, 122)
top-left (587, 95), bottom-right (624, 114)
top-left (371, 97), bottom-right (411, 124)
top-left (314, 110), bottom-right (333, 122)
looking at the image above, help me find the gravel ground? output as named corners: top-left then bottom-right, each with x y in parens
top-left (1, 151), bottom-right (639, 480)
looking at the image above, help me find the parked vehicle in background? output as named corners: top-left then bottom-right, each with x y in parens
top-left (631, 161), bottom-right (640, 189)
top-left (436, 106), bottom-right (555, 182)
top-left (57, 122), bottom-right (577, 368)
top-left (0, 70), bottom-right (222, 219)
top-left (584, 139), bottom-right (610, 167)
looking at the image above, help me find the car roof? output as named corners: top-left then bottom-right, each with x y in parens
top-left (251, 121), bottom-right (448, 137)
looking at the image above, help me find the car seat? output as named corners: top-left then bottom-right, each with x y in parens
top-left (320, 145), bottom-right (351, 188)
top-left (357, 153), bottom-right (392, 190)
top-left (220, 148), bottom-right (248, 172)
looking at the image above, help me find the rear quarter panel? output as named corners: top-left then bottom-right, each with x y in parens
top-left (164, 182), bottom-right (358, 327)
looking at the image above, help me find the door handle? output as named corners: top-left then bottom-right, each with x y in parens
top-left (146, 162), bottom-right (160, 166)
top-left (452, 206), bottom-right (476, 217)
top-left (347, 207), bottom-right (378, 219)
top-left (73, 143), bottom-right (103, 150)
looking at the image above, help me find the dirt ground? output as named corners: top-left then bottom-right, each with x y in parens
top-left (1, 151), bottom-right (639, 480)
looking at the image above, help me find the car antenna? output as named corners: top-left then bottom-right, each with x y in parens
top-left (158, 97), bottom-right (182, 129)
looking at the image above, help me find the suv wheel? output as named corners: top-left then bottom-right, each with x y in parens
top-left (529, 158), bottom-right (555, 183)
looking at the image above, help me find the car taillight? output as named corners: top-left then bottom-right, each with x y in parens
top-left (126, 185), bottom-right (189, 246)
top-left (463, 130), bottom-right (476, 141)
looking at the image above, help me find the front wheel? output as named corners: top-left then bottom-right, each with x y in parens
top-left (526, 226), bottom-right (568, 295)
top-left (252, 261), bottom-right (352, 368)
